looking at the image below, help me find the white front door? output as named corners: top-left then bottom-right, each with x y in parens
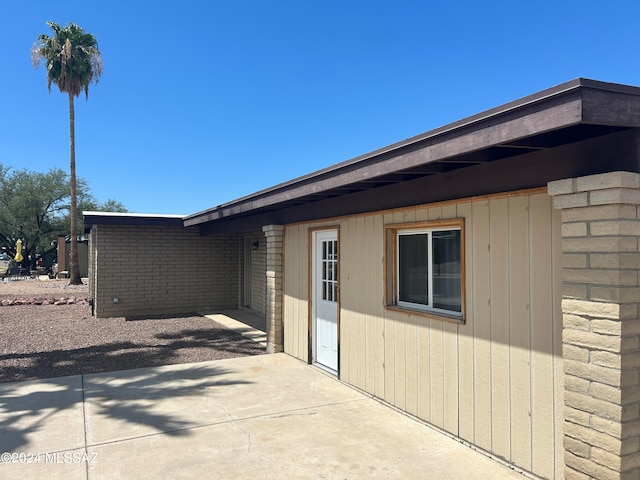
top-left (313, 230), bottom-right (339, 372)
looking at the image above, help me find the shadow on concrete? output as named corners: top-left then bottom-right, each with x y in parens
top-left (0, 363), bottom-right (251, 453)
top-left (0, 327), bottom-right (264, 385)
top-left (0, 311), bottom-right (267, 453)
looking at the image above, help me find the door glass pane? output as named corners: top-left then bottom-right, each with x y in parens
top-left (432, 230), bottom-right (461, 312)
top-left (398, 233), bottom-right (429, 305)
top-left (321, 239), bottom-right (338, 302)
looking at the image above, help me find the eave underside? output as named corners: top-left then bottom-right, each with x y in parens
top-left (182, 80), bottom-right (640, 233)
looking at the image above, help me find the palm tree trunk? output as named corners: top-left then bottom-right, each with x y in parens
top-left (68, 92), bottom-right (81, 285)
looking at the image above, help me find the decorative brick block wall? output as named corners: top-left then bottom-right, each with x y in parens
top-left (245, 232), bottom-right (266, 315)
top-left (263, 224), bottom-right (284, 353)
top-left (90, 224), bottom-right (240, 318)
top-left (88, 228), bottom-right (96, 303)
top-left (548, 171), bottom-right (640, 479)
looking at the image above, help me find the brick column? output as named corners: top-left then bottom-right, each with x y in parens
top-left (548, 172), bottom-right (640, 480)
top-left (262, 224), bottom-right (284, 353)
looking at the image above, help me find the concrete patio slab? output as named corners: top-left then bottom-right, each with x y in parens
top-left (0, 376), bottom-right (87, 479)
top-left (0, 375), bottom-right (85, 453)
top-left (203, 310), bottom-right (267, 347)
top-left (0, 354), bottom-right (527, 479)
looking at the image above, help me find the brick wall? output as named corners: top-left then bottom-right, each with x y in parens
top-left (242, 232), bottom-right (266, 315)
top-left (549, 171), bottom-right (640, 480)
top-left (263, 225), bottom-right (284, 353)
top-left (250, 238), bottom-right (266, 315)
top-left (88, 228), bottom-right (96, 302)
top-left (90, 224), bottom-right (240, 318)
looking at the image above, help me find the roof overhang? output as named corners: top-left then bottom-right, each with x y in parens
top-left (83, 211), bottom-right (185, 233)
top-left (183, 78), bottom-right (640, 231)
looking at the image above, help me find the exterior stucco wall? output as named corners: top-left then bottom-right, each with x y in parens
top-left (89, 224), bottom-right (240, 318)
top-left (283, 189), bottom-right (564, 479)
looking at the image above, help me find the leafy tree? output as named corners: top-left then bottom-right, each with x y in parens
top-left (79, 197), bottom-right (127, 216)
top-left (32, 21), bottom-right (103, 285)
top-left (0, 165), bottom-right (73, 268)
top-left (0, 164), bottom-right (126, 270)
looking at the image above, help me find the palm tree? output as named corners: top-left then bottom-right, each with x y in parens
top-left (32, 22), bottom-right (103, 285)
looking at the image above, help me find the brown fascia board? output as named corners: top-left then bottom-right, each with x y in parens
top-left (581, 84), bottom-right (640, 126)
top-left (183, 78), bottom-right (640, 228)
top-left (83, 211), bottom-right (185, 233)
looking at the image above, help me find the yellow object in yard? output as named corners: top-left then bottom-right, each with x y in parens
top-left (15, 239), bottom-right (23, 263)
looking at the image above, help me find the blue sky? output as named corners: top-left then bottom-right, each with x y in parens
top-left (2, 1), bottom-right (640, 215)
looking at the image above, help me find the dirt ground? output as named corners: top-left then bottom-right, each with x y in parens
top-left (0, 277), bottom-right (265, 384)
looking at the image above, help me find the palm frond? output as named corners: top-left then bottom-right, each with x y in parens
top-left (32, 21), bottom-right (102, 98)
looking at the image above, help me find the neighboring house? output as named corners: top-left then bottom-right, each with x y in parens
top-left (56, 235), bottom-right (89, 277)
top-left (84, 78), bottom-right (640, 480)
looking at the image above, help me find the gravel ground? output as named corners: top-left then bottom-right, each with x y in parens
top-left (0, 278), bottom-right (265, 384)
top-left (0, 276), bottom-right (88, 302)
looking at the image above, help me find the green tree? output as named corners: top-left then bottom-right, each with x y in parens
top-left (0, 165), bottom-right (77, 268)
top-left (75, 194), bottom-right (127, 233)
top-left (31, 21), bottom-right (103, 285)
top-left (0, 164), bottom-right (126, 270)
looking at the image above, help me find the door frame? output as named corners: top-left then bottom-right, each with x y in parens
top-left (309, 227), bottom-right (340, 374)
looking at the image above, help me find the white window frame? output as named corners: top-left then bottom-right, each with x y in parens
top-left (386, 219), bottom-right (465, 323)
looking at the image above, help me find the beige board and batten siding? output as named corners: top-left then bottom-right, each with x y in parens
top-left (283, 189), bottom-right (564, 480)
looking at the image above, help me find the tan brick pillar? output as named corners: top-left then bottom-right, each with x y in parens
top-left (548, 172), bottom-right (640, 480)
top-left (262, 224), bottom-right (284, 353)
